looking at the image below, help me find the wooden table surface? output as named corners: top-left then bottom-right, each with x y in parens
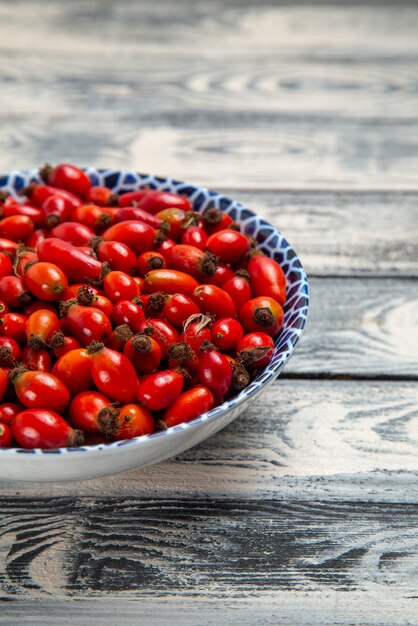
top-left (1, 1), bottom-right (418, 624)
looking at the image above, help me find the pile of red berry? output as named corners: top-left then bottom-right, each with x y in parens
top-left (0, 163), bottom-right (286, 449)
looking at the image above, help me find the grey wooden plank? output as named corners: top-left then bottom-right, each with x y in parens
top-left (1, 594), bottom-right (416, 626)
top-left (2, 50), bottom-right (418, 121)
top-left (228, 190), bottom-right (418, 277)
top-left (1, 380), bottom-right (418, 501)
top-left (1, 497), bottom-right (418, 618)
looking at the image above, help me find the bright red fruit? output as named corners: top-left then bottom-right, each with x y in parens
top-left (98, 403), bottom-right (154, 440)
top-left (87, 342), bottom-right (139, 403)
top-left (69, 391), bottom-right (112, 433)
top-left (239, 296), bottom-right (284, 336)
top-left (10, 367), bottom-right (70, 412)
top-left (211, 317), bottom-right (244, 351)
top-left (0, 402), bottom-right (22, 425)
top-left (206, 229), bottom-right (250, 263)
top-left (12, 409), bottom-right (84, 448)
top-left (145, 269), bottom-right (199, 297)
top-left (137, 369), bottom-right (184, 411)
top-left (198, 348), bottom-right (233, 399)
top-left (123, 335), bottom-right (161, 374)
top-left (237, 332), bottom-right (274, 369)
top-left (192, 284), bottom-right (236, 319)
top-left (137, 190), bottom-right (191, 215)
top-left (247, 255), bottom-right (286, 306)
top-left (51, 348), bottom-right (93, 395)
top-left (25, 262), bottom-right (68, 301)
top-left (40, 163), bottom-right (91, 199)
top-left (0, 423), bottom-right (12, 447)
top-left (161, 386), bottom-right (215, 428)
top-left (102, 220), bottom-right (155, 255)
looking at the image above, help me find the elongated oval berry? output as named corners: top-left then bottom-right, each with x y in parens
top-left (12, 409), bottom-right (84, 449)
top-left (137, 369), bottom-right (185, 412)
top-left (87, 342), bottom-right (139, 403)
top-left (247, 256), bottom-right (286, 306)
top-left (161, 386), bottom-right (215, 428)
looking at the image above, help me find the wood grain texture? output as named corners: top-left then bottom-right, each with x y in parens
top-left (1, 497), bottom-right (418, 625)
top-left (225, 190), bottom-right (418, 276)
top-left (1, 2), bottom-right (418, 188)
top-left (1, 380), bottom-right (418, 501)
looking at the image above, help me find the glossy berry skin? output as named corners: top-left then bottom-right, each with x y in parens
top-left (144, 269), bottom-right (199, 297)
top-left (180, 319), bottom-right (212, 355)
top-left (15, 249), bottom-right (38, 277)
top-left (88, 344), bottom-right (139, 403)
top-left (0, 251), bottom-right (13, 279)
top-left (203, 264), bottom-right (234, 288)
top-left (123, 335), bottom-right (161, 374)
top-left (154, 208), bottom-right (186, 241)
top-left (12, 409), bottom-right (83, 449)
top-left (222, 273), bottom-right (252, 312)
top-left (65, 303), bottom-right (112, 346)
top-left (51, 348), bottom-right (93, 395)
top-left (137, 190), bottom-right (191, 215)
top-left (51, 335), bottom-right (82, 359)
top-left (0, 313), bottom-right (27, 342)
top-left (101, 404), bottom-right (155, 440)
top-left (21, 346), bottom-right (52, 372)
top-left (118, 189), bottom-right (149, 207)
top-left (136, 251), bottom-right (166, 276)
top-left (198, 349), bottom-right (233, 400)
top-left (0, 402), bottom-right (22, 425)
top-left (37, 238), bottom-right (105, 284)
top-left (116, 206), bottom-right (166, 230)
top-left (192, 284), bottom-right (236, 320)
top-left (25, 309), bottom-right (60, 348)
top-left (211, 317), bottom-right (244, 351)
top-left (42, 163), bottom-right (91, 199)
top-left (137, 369), bottom-right (184, 412)
top-left (26, 183), bottom-right (82, 211)
top-left (96, 239), bottom-right (137, 274)
top-left (147, 318), bottom-right (180, 360)
top-left (86, 185), bottom-right (119, 207)
top-left (0, 336), bottom-right (21, 366)
top-left (103, 271), bottom-right (140, 303)
top-left (247, 256), bottom-right (286, 306)
top-left (0, 215), bottom-right (34, 242)
top-left (25, 262), bottom-right (68, 301)
top-left (0, 276), bottom-right (31, 310)
top-left (181, 226), bottom-right (208, 250)
top-left (26, 228), bottom-right (49, 249)
top-left (0, 423), bottom-right (12, 447)
top-left (203, 209), bottom-right (234, 235)
top-left (1, 202), bottom-right (44, 228)
top-left (239, 296), bottom-right (284, 336)
top-left (165, 244), bottom-right (218, 281)
top-left (11, 369), bottom-right (70, 413)
top-left (237, 332), bottom-right (274, 369)
top-left (112, 300), bottom-right (147, 333)
top-left (0, 368), bottom-right (8, 402)
top-left (71, 204), bottom-right (112, 234)
top-left (41, 194), bottom-right (74, 226)
top-left (206, 229), bottom-right (250, 264)
top-left (161, 385), bottom-right (215, 428)
top-left (102, 220), bottom-right (155, 255)
top-left (50, 221), bottom-right (95, 246)
top-left (69, 391), bottom-right (112, 433)
top-left (162, 293), bottom-right (200, 329)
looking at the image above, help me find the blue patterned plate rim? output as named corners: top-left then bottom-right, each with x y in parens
top-left (0, 168), bottom-right (309, 455)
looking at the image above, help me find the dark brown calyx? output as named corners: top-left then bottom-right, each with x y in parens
top-left (199, 251), bottom-right (218, 277)
top-left (46, 214), bottom-right (60, 228)
top-left (0, 190), bottom-right (9, 203)
top-left (49, 330), bottom-right (66, 349)
top-left (98, 261), bottom-right (111, 283)
top-left (77, 285), bottom-right (97, 306)
top-left (199, 340), bottom-right (216, 353)
top-left (232, 361), bottom-right (250, 391)
top-left (97, 406), bottom-right (120, 438)
top-left (238, 346), bottom-right (271, 369)
top-left (58, 298), bottom-right (77, 317)
top-left (182, 211), bottom-right (201, 229)
top-left (131, 335), bottom-right (152, 354)
top-left (39, 163), bottom-right (53, 183)
top-left (235, 269), bottom-right (250, 281)
top-left (148, 291), bottom-right (167, 312)
top-left (18, 291), bottom-right (32, 307)
top-left (254, 307), bottom-right (274, 328)
top-left (106, 192), bottom-right (119, 207)
top-left (97, 213), bottom-right (112, 232)
top-left (147, 255), bottom-right (165, 270)
top-left (203, 207), bottom-right (222, 226)
top-left (0, 347), bottom-right (14, 366)
top-left (69, 429), bottom-right (85, 447)
top-left (168, 342), bottom-right (195, 363)
top-left (154, 228), bottom-right (167, 246)
top-left (87, 236), bottom-right (103, 252)
top-left (159, 220), bottom-right (171, 234)
top-left (228, 222), bottom-right (240, 231)
top-left (132, 296), bottom-right (143, 308)
top-left (245, 248), bottom-right (265, 262)
top-left (27, 334), bottom-right (46, 351)
top-left (183, 313), bottom-right (213, 333)
top-left (9, 364), bottom-right (27, 384)
top-left (246, 235), bottom-right (257, 249)
top-left (112, 324), bottom-right (133, 344)
top-left (86, 340), bottom-right (105, 355)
